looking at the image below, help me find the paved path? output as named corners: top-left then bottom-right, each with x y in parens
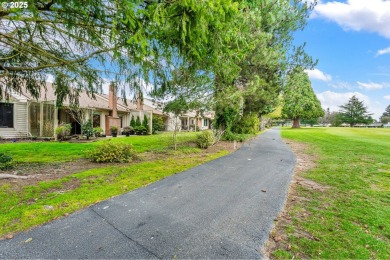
top-left (0, 128), bottom-right (295, 259)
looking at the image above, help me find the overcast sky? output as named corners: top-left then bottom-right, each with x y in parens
top-left (297, 0), bottom-right (390, 120)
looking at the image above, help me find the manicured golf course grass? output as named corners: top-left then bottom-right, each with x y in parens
top-left (273, 127), bottom-right (390, 259)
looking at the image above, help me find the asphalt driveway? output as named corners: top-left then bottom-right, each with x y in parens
top-left (0, 128), bottom-right (296, 259)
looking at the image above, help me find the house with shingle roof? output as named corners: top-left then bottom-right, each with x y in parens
top-left (143, 98), bottom-right (214, 131)
top-left (0, 82), bottom-right (166, 139)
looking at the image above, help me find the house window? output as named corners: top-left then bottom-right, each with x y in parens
top-left (0, 102), bottom-right (14, 128)
top-left (93, 113), bottom-right (100, 127)
top-left (203, 119), bottom-right (208, 127)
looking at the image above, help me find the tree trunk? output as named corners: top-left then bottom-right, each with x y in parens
top-left (292, 118), bottom-right (300, 128)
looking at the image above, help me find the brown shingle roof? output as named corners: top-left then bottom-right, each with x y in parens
top-left (16, 82), bottom-right (166, 115)
top-left (20, 83), bottom-right (112, 111)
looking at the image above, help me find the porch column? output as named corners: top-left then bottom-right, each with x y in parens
top-left (39, 102), bottom-right (43, 137)
top-left (149, 111), bottom-right (153, 134)
top-left (54, 107), bottom-right (58, 140)
top-left (100, 113), bottom-right (106, 134)
top-left (187, 116), bottom-right (189, 130)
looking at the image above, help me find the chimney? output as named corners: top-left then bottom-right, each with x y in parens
top-left (109, 82), bottom-right (118, 117)
top-left (136, 91), bottom-right (143, 110)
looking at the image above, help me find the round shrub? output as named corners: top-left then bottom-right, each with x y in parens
top-left (196, 130), bottom-right (215, 149)
top-left (93, 127), bottom-right (104, 137)
top-left (87, 140), bottom-right (137, 163)
top-left (0, 152), bottom-right (14, 170)
top-left (55, 123), bottom-right (72, 140)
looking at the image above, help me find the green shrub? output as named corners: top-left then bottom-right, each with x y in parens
top-left (196, 130), bottom-right (215, 149)
top-left (0, 153), bottom-right (12, 164)
top-left (152, 116), bottom-right (164, 134)
top-left (123, 126), bottom-right (133, 135)
top-left (134, 125), bottom-right (147, 135)
top-left (232, 114), bottom-right (260, 134)
top-left (87, 140), bottom-right (137, 163)
top-left (81, 120), bottom-right (94, 139)
top-left (110, 126), bottom-right (118, 133)
top-left (0, 153), bottom-right (14, 170)
top-left (130, 115), bottom-right (136, 128)
top-left (222, 130), bottom-right (253, 142)
top-left (55, 123), bottom-right (72, 140)
top-left (142, 114), bottom-right (149, 131)
top-left (135, 116), bottom-right (141, 126)
top-left (93, 127), bottom-right (104, 137)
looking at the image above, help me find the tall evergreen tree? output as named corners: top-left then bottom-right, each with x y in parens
top-left (282, 68), bottom-right (324, 128)
top-left (142, 115), bottom-right (148, 131)
top-left (338, 96), bottom-right (372, 127)
top-left (382, 105), bottom-right (390, 117)
top-left (380, 104), bottom-right (390, 124)
top-left (130, 115), bottom-right (136, 128)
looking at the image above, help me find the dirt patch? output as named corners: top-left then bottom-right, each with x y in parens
top-left (208, 140), bottom-right (242, 153)
top-left (263, 139), bottom-right (328, 259)
top-left (0, 159), bottom-right (110, 188)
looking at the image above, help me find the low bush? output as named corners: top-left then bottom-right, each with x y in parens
top-left (123, 126), bottom-right (133, 136)
top-left (222, 130), bottom-right (253, 142)
top-left (81, 120), bottom-right (94, 139)
top-left (93, 127), bottom-right (104, 137)
top-left (0, 153), bottom-right (14, 170)
top-left (134, 125), bottom-right (147, 135)
top-left (55, 123), bottom-right (72, 140)
top-left (0, 153), bottom-right (12, 164)
top-left (87, 140), bottom-right (137, 163)
top-left (232, 114), bottom-right (260, 134)
top-left (110, 126), bottom-right (118, 137)
top-left (196, 130), bottom-right (215, 149)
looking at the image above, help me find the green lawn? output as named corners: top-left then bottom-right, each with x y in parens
top-left (0, 132), bottom-right (197, 163)
top-left (0, 151), bottom-right (228, 236)
top-left (273, 127), bottom-right (390, 259)
top-left (0, 131), bottom-right (232, 237)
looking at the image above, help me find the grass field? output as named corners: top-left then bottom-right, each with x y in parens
top-left (0, 131), bottom-right (232, 237)
top-left (0, 132), bottom-right (197, 163)
top-left (272, 127), bottom-right (390, 259)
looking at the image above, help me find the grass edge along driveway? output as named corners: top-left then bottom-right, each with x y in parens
top-left (0, 132), bottom-right (248, 238)
top-left (270, 127), bottom-right (390, 259)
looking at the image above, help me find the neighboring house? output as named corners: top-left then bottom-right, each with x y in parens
top-left (0, 83), bottom-right (162, 139)
top-left (0, 89), bottom-right (29, 139)
top-left (143, 98), bottom-right (214, 131)
top-left (353, 123), bottom-right (368, 128)
top-left (367, 123), bottom-right (383, 128)
top-left (384, 122), bottom-right (390, 128)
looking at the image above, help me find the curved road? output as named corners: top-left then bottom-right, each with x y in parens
top-left (0, 128), bottom-right (295, 259)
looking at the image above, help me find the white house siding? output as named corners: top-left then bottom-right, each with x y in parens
top-left (0, 101), bottom-right (28, 138)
